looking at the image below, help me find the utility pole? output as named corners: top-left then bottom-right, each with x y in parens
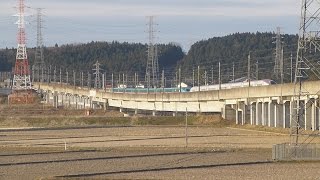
top-left (47, 67), bottom-right (50, 83)
top-left (102, 73), bottom-right (105, 90)
top-left (137, 74), bottom-right (139, 88)
top-left (211, 65), bottom-right (214, 85)
top-left (204, 70), bottom-right (207, 86)
top-left (48, 65), bottom-right (51, 83)
top-left (81, 71), bottom-right (83, 87)
top-left (290, 53), bottom-right (293, 83)
top-left (175, 71), bottom-right (178, 88)
top-left (87, 72), bottom-right (90, 88)
top-left (49, 65), bottom-right (52, 83)
top-left (41, 67), bottom-right (45, 82)
top-left (126, 73), bottom-right (129, 92)
top-left (73, 70), bottom-right (75, 86)
top-left (192, 68), bottom-right (195, 87)
top-left (32, 68), bottom-right (34, 82)
top-left (185, 107), bottom-right (188, 148)
top-left (118, 73), bottom-right (121, 88)
top-left (219, 62), bottom-right (221, 90)
top-left (162, 70), bottom-right (165, 88)
top-left (248, 52), bottom-right (251, 87)
top-left (232, 62), bottom-right (235, 82)
top-left (179, 67), bottom-right (181, 92)
top-left (111, 73), bottom-right (114, 92)
top-left (281, 47), bottom-right (284, 84)
top-left (134, 72), bottom-right (137, 88)
top-left (123, 73), bottom-right (125, 92)
top-left (66, 70), bottom-right (69, 84)
top-left (59, 68), bottom-right (62, 84)
top-left (255, 60), bottom-right (259, 80)
top-left (198, 66), bottom-right (200, 92)
top-left (105, 72), bottom-right (107, 90)
top-left (53, 66), bottom-right (56, 83)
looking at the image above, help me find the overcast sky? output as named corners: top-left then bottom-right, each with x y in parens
top-left (0, 0), bottom-right (301, 51)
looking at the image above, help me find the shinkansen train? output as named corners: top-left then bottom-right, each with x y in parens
top-left (112, 87), bottom-right (191, 93)
top-left (190, 79), bottom-right (275, 92)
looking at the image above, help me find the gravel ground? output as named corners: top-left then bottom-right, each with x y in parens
top-left (0, 126), bottom-right (320, 179)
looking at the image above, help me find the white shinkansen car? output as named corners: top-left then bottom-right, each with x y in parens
top-left (190, 79), bottom-right (276, 92)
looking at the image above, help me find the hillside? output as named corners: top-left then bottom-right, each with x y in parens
top-left (0, 32), bottom-right (300, 83)
top-left (0, 41), bottom-right (185, 75)
top-left (180, 32), bottom-right (298, 83)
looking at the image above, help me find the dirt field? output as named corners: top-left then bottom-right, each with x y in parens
top-left (1, 126), bottom-right (320, 179)
top-left (0, 104), bottom-right (320, 179)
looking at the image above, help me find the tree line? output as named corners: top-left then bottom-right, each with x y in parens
top-left (0, 41), bottom-right (185, 75)
top-left (0, 32), bottom-right (300, 83)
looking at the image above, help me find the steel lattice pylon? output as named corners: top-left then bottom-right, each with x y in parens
top-left (145, 16), bottom-right (159, 88)
top-left (12, 0), bottom-right (31, 90)
top-left (93, 61), bottom-right (103, 89)
top-left (32, 8), bottom-right (45, 83)
top-left (273, 27), bottom-right (284, 84)
top-left (291, 0), bottom-right (320, 148)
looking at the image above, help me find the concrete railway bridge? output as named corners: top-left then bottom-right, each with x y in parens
top-left (34, 81), bottom-right (320, 131)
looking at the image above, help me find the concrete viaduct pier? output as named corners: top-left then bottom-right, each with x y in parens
top-left (34, 81), bottom-right (320, 131)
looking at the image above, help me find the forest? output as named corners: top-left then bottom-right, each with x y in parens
top-left (0, 32), bottom-right (300, 83)
top-left (178, 32), bottom-right (299, 83)
top-left (0, 41), bottom-right (184, 74)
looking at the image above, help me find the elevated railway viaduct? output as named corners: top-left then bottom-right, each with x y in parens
top-left (34, 81), bottom-right (320, 131)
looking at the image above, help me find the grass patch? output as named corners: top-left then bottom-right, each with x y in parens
top-left (0, 114), bottom-right (233, 128)
top-left (232, 124), bottom-right (290, 134)
top-left (132, 116), bottom-right (194, 126)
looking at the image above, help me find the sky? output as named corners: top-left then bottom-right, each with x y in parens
top-left (0, 0), bottom-right (301, 51)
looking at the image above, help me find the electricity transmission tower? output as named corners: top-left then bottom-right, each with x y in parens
top-left (273, 27), bottom-right (284, 84)
top-left (12, 0), bottom-right (31, 90)
top-left (291, 0), bottom-right (320, 147)
top-left (145, 16), bottom-right (159, 88)
top-left (93, 61), bottom-right (102, 89)
top-left (33, 8), bottom-right (45, 83)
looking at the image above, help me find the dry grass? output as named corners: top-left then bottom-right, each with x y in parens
top-left (0, 115), bottom-right (232, 128)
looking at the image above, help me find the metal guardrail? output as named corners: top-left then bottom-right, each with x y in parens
top-left (272, 143), bottom-right (320, 161)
